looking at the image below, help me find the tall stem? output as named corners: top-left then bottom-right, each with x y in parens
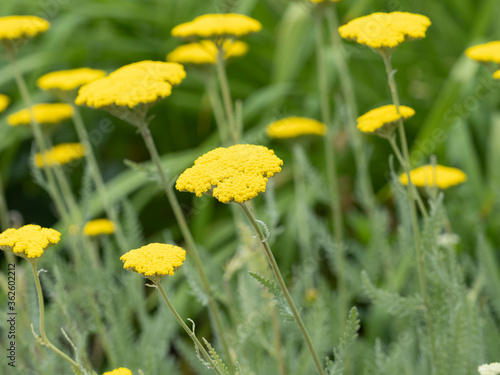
top-left (239, 202), bottom-right (325, 375)
top-left (206, 74), bottom-right (230, 145)
top-left (215, 48), bottom-right (238, 144)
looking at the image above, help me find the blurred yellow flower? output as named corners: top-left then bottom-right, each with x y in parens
top-left (494, 70), bottom-right (500, 80)
top-left (465, 41), bottom-right (500, 64)
top-left (0, 16), bottom-right (49, 41)
top-left (167, 40), bottom-right (248, 64)
top-left (172, 13), bottom-right (262, 39)
top-left (34, 143), bottom-right (85, 168)
top-left (102, 368), bottom-right (132, 375)
top-left (357, 104), bottom-right (415, 134)
top-left (7, 103), bottom-right (73, 126)
top-left (266, 117), bottom-right (327, 139)
top-left (37, 68), bottom-right (106, 92)
top-left (309, 0), bottom-right (341, 3)
top-left (176, 144), bottom-right (283, 203)
top-left (339, 12), bottom-right (431, 49)
top-left (399, 165), bottom-right (467, 189)
top-left (0, 224), bottom-right (60, 259)
top-left (76, 61), bottom-right (185, 109)
top-left (120, 243), bottom-right (186, 279)
top-left (0, 94), bottom-right (10, 113)
top-left (83, 219), bottom-right (115, 236)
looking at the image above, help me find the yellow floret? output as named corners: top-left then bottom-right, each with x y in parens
top-left (167, 40), bottom-right (248, 64)
top-left (120, 243), bottom-right (186, 278)
top-left (0, 94), bottom-right (10, 113)
top-left (0, 16), bottom-right (49, 41)
top-left (399, 165), bottom-right (467, 189)
top-left (176, 144), bottom-right (283, 204)
top-left (7, 103), bottom-right (73, 126)
top-left (171, 13), bottom-right (262, 39)
top-left (339, 12), bottom-right (431, 49)
top-left (266, 117), bottom-right (327, 139)
top-left (37, 68), bottom-right (107, 91)
top-left (0, 224), bottom-right (60, 259)
top-left (35, 143), bottom-right (85, 168)
top-left (83, 219), bottom-right (115, 236)
top-left (102, 368), bottom-right (132, 375)
top-left (357, 105), bottom-right (415, 134)
top-left (465, 41), bottom-right (500, 64)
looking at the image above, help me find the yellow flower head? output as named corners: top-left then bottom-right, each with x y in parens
top-left (0, 224), bottom-right (60, 259)
top-left (494, 70), bottom-right (500, 80)
top-left (0, 16), bottom-right (50, 41)
top-left (83, 219), bottom-right (115, 236)
top-left (75, 61), bottom-right (185, 109)
top-left (266, 117), bottom-right (327, 139)
top-left (399, 165), bottom-right (467, 189)
top-left (35, 143), bottom-right (85, 168)
top-left (357, 104), bottom-right (415, 134)
top-left (7, 103), bottom-right (73, 126)
top-left (167, 40), bottom-right (248, 64)
top-left (103, 368), bottom-right (132, 375)
top-left (37, 68), bottom-right (107, 92)
top-left (120, 243), bottom-right (186, 279)
top-left (308, 0), bottom-right (341, 3)
top-left (0, 94), bottom-right (10, 113)
top-left (339, 12), bottom-right (431, 49)
top-left (171, 13), bottom-right (262, 39)
top-left (465, 41), bottom-right (500, 64)
top-left (176, 144), bottom-right (283, 204)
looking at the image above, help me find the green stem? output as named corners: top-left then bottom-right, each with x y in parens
top-left (0, 172), bottom-right (10, 230)
top-left (215, 47), bottom-right (238, 144)
top-left (292, 144), bottom-right (311, 255)
top-left (154, 281), bottom-right (223, 375)
top-left (239, 202), bottom-right (325, 375)
top-left (272, 306), bottom-right (287, 375)
top-left (206, 74), bottom-right (229, 145)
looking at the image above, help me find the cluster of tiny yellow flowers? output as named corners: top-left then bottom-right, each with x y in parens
top-left (399, 165), bottom-right (467, 189)
top-left (0, 16), bottom-right (50, 41)
top-left (120, 243), bottom-right (186, 278)
top-left (176, 144), bottom-right (283, 204)
top-left (37, 68), bottom-right (107, 92)
top-left (0, 224), bottom-right (61, 259)
top-left (494, 70), bottom-right (500, 80)
top-left (167, 40), bottom-right (248, 65)
top-left (0, 93), bottom-right (10, 113)
top-left (76, 61), bottom-right (186, 109)
top-left (266, 117), bottom-right (327, 139)
top-left (465, 41), bottom-right (500, 64)
top-left (357, 104), bottom-right (415, 134)
top-left (83, 219), bottom-right (115, 236)
top-left (102, 368), bottom-right (132, 375)
top-left (7, 103), bottom-right (73, 126)
top-left (339, 12), bottom-right (431, 49)
top-left (171, 13), bottom-right (262, 39)
top-left (35, 142), bottom-right (85, 168)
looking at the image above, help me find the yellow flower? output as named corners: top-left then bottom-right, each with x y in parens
top-left (399, 165), bottom-right (467, 189)
top-left (7, 103), bottom-right (73, 126)
top-left (494, 70), bottom-right (500, 80)
top-left (0, 16), bottom-right (50, 41)
top-left (266, 117), bottom-right (327, 139)
top-left (76, 61), bottom-right (185, 109)
top-left (465, 41), bottom-right (500, 64)
top-left (0, 94), bottom-right (10, 113)
top-left (34, 143), bottom-right (85, 168)
top-left (103, 368), bottom-right (132, 375)
top-left (83, 219), bottom-right (115, 236)
top-left (0, 224), bottom-right (60, 259)
top-left (338, 12), bottom-right (431, 49)
top-left (357, 104), bottom-right (415, 134)
top-left (309, 0), bottom-right (341, 3)
top-left (167, 40), bottom-right (248, 64)
top-left (120, 243), bottom-right (186, 279)
top-left (37, 68), bottom-right (107, 92)
top-left (176, 144), bottom-right (283, 204)
top-left (171, 13), bottom-right (262, 39)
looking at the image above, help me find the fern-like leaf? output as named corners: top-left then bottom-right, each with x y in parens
top-left (248, 272), bottom-right (293, 320)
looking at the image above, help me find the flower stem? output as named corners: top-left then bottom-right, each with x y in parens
top-left (205, 73), bottom-right (229, 145)
top-left (239, 202), bottom-right (325, 375)
top-left (215, 47), bottom-right (238, 144)
top-left (0, 172), bottom-right (10, 230)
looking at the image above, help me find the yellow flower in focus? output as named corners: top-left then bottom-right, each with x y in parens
top-left (176, 144), bottom-right (283, 204)
top-left (37, 68), bottom-right (107, 92)
top-left (0, 94), bottom-right (10, 113)
top-left (102, 368), bottom-right (132, 375)
top-left (0, 224), bottom-right (60, 259)
top-left (167, 40), bottom-right (248, 64)
top-left (83, 219), bottom-right (115, 236)
top-left (120, 243), bottom-right (186, 279)
top-left (7, 103), bottom-right (73, 126)
top-left (171, 13), bottom-right (262, 39)
top-left (338, 12), bottom-right (431, 49)
top-left (35, 143), bottom-right (85, 168)
top-left (76, 61), bottom-right (185, 109)
top-left (0, 16), bottom-right (49, 41)
top-left (399, 165), bottom-right (467, 189)
top-left (357, 105), bottom-right (415, 134)
top-left (266, 117), bottom-right (327, 139)
top-left (494, 70), bottom-right (500, 80)
top-left (465, 41), bottom-right (500, 64)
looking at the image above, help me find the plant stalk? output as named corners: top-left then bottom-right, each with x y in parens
top-left (215, 47), bottom-right (238, 144)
